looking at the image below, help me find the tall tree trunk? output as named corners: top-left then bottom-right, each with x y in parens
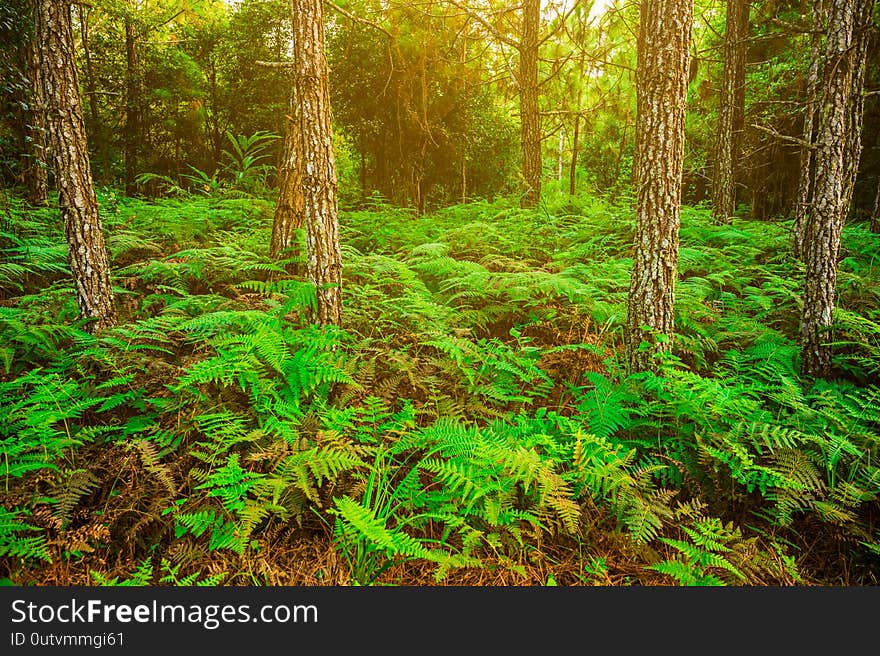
top-left (461, 158), bottom-right (467, 205)
top-left (78, 4), bottom-right (107, 183)
top-left (36, 0), bottom-right (115, 332)
top-left (518, 0), bottom-right (541, 208)
top-left (208, 55), bottom-right (223, 173)
top-left (841, 0), bottom-right (873, 219)
top-left (292, 0), bottom-right (343, 326)
top-left (270, 92), bottom-right (305, 262)
top-left (124, 6), bottom-right (142, 196)
top-left (793, 1), bottom-right (825, 259)
top-left (625, 0), bottom-right (694, 373)
top-left (24, 0), bottom-right (48, 206)
top-left (569, 115), bottom-right (580, 196)
top-left (557, 129), bottom-right (564, 182)
top-left (871, 178), bottom-right (880, 233)
top-left (800, 0), bottom-right (871, 378)
top-left (569, 45), bottom-right (586, 197)
top-left (711, 0), bottom-right (748, 225)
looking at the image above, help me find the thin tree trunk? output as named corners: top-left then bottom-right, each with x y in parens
top-left (270, 92), bottom-right (305, 262)
top-left (569, 45), bottom-right (587, 197)
top-left (209, 55), bottom-right (222, 172)
top-left (800, 0), bottom-right (870, 378)
top-left (841, 0), bottom-right (873, 219)
top-left (793, 1), bottom-right (825, 259)
top-left (461, 158), bottom-right (467, 205)
top-left (124, 6), bottom-right (142, 196)
top-left (557, 129), bottom-right (564, 182)
top-left (711, 0), bottom-right (748, 225)
top-left (625, 0), bottom-right (694, 373)
top-left (24, 0), bottom-right (48, 206)
top-left (871, 178), bottom-right (880, 233)
top-left (569, 115), bottom-right (580, 196)
top-left (78, 4), bottom-right (105, 182)
top-left (36, 0), bottom-right (115, 332)
top-left (519, 0), bottom-right (541, 208)
top-left (292, 0), bottom-right (343, 326)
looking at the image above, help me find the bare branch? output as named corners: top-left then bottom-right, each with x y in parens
top-left (325, 0), bottom-right (394, 39)
top-left (750, 123), bottom-right (815, 149)
top-left (444, 0), bottom-right (521, 49)
top-left (255, 60), bottom-right (296, 68)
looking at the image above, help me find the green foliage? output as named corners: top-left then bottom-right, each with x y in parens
top-left (0, 508), bottom-right (51, 563)
top-left (2, 193), bottom-right (879, 586)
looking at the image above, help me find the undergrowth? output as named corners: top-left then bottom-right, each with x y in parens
top-left (1, 190), bottom-right (878, 586)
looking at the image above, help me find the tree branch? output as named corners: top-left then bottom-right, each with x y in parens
top-left (325, 0), bottom-right (393, 39)
top-left (255, 60), bottom-right (296, 68)
top-left (751, 123), bottom-right (815, 149)
top-left (443, 0), bottom-right (520, 49)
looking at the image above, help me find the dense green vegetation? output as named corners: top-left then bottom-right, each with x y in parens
top-left (2, 187), bottom-right (879, 585)
top-left (2, 0), bottom-right (879, 589)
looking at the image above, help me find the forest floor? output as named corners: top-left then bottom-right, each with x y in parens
top-left (2, 190), bottom-right (879, 586)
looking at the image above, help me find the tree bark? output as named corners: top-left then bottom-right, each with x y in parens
top-left (24, 0), bottom-right (49, 205)
top-left (625, 0), bottom-right (694, 373)
top-left (711, 0), bottom-right (748, 225)
top-left (871, 178), bottom-right (880, 233)
top-left (292, 0), bottom-right (343, 326)
top-left (124, 4), bottom-right (142, 196)
top-left (78, 4), bottom-right (107, 183)
top-left (792, 1), bottom-right (825, 259)
top-left (569, 115), bottom-right (580, 196)
top-left (569, 43), bottom-right (587, 197)
top-left (36, 0), bottom-right (115, 332)
top-left (518, 0), bottom-right (541, 208)
top-left (270, 92), bottom-right (305, 262)
top-left (841, 0), bottom-right (873, 220)
top-left (800, 0), bottom-right (871, 378)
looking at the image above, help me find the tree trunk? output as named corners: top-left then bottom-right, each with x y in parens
top-left (793, 1), bottom-right (825, 259)
top-left (518, 0), bottom-right (541, 208)
top-left (36, 0), bottom-right (115, 332)
top-left (800, 0), bottom-right (870, 378)
top-left (557, 129), bottom-right (564, 182)
top-left (569, 115), bottom-right (580, 196)
top-left (292, 0), bottom-right (343, 326)
top-left (871, 178), bottom-right (880, 233)
top-left (270, 92), bottom-right (305, 263)
top-left (24, 0), bottom-right (48, 206)
top-left (124, 7), bottom-right (142, 196)
top-left (78, 4), bottom-right (107, 183)
top-left (711, 0), bottom-right (748, 225)
top-left (461, 158), bottom-right (467, 205)
top-left (625, 0), bottom-right (694, 373)
top-left (841, 0), bottom-right (873, 220)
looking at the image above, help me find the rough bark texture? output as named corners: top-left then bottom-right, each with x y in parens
top-left (24, 0), bottom-right (49, 205)
top-left (569, 115), bottom-right (580, 196)
top-left (792, 1), bottom-right (825, 259)
top-left (800, 0), bottom-right (869, 378)
top-left (270, 92), bottom-right (305, 262)
top-left (124, 7), bottom-right (142, 197)
top-left (79, 5), bottom-right (106, 182)
top-left (292, 0), bottom-right (343, 326)
top-left (841, 0), bottom-right (874, 219)
top-left (872, 178), bottom-right (880, 233)
top-left (518, 0), bottom-right (541, 208)
top-left (625, 0), bottom-right (694, 373)
top-left (37, 0), bottom-right (115, 332)
top-left (711, 0), bottom-right (748, 225)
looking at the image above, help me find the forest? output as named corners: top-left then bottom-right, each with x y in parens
top-left (0, 0), bottom-right (879, 588)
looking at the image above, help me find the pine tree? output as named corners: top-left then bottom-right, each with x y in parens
top-left (800, 0), bottom-right (874, 377)
top-left (36, 0), bottom-right (115, 332)
top-left (292, 0), bottom-right (343, 325)
top-left (625, 0), bottom-right (694, 372)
